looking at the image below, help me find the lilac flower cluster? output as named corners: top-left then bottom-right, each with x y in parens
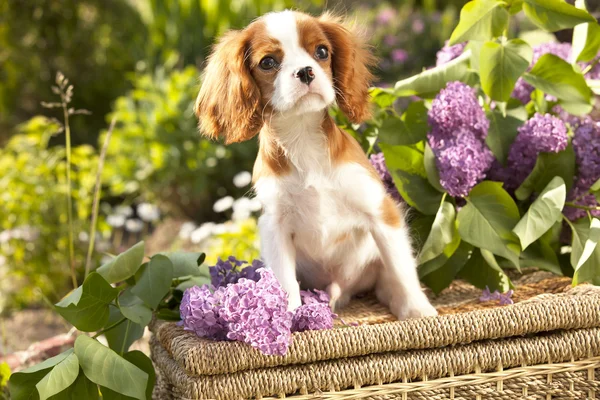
top-left (489, 113), bottom-right (568, 191)
top-left (369, 152), bottom-right (402, 201)
top-left (436, 41), bottom-right (467, 66)
top-left (564, 120), bottom-right (600, 220)
top-left (427, 81), bottom-right (494, 197)
top-left (180, 263), bottom-right (336, 355)
top-left (210, 256), bottom-right (263, 287)
top-left (480, 287), bottom-right (514, 305)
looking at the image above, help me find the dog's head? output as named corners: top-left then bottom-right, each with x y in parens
top-left (195, 10), bottom-right (375, 144)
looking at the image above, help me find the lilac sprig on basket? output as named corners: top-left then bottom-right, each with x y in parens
top-left (179, 259), bottom-right (337, 355)
top-left (480, 287), bottom-right (514, 305)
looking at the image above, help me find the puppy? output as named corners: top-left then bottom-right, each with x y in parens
top-left (196, 10), bottom-right (437, 319)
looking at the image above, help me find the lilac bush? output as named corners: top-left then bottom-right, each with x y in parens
top-left (369, 152), bottom-right (402, 201)
top-left (436, 41), bottom-right (467, 66)
top-left (427, 81), bottom-right (493, 197)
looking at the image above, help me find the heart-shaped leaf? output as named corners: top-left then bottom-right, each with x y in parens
top-left (523, 0), bottom-right (595, 32)
top-left (513, 176), bottom-right (566, 250)
top-left (449, 0), bottom-right (509, 45)
top-left (97, 241), bottom-right (145, 284)
top-left (55, 273), bottom-right (119, 332)
top-left (572, 0), bottom-right (600, 63)
top-left (421, 242), bottom-right (473, 294)
top-left (419, 200), bottom-right (458, 265)
top-left (118, 288), bottom-right (152, 326)
top-left (458, 248), bottom-right (513, 291)
top-left (74, 336), bottom-right (148, 400)
top-left (35, 352), bottom-right (79, 400)
top-left (485, 109), bottom-right (524, 165)
top-left (131, 254), bottom-right (173, 310)
top-left (457, 181), bottom-right (521, 269)
top-left (9, 350), bottom-right (75, 400)
top-left (480, 39), bottom-right (532, 102)
top-left (566, 217), bottom-right (600, 285)
top-left (160, 252), bottom-right (207, 278)
top-left (103, 308), bottom-right (145, 354)
top-left (46, 371), bottom-right (99, 400)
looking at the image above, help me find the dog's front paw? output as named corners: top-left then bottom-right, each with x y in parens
top-left (391, 295), bottom-right (438, 320)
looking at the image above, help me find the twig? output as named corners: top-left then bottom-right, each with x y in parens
top-left (85, 116), bottom-right (117, 277)
top-left (91, 317), bottom-right (127, 339)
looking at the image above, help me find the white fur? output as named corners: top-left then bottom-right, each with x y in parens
top-left (264, 11), bottom-right (336, 114)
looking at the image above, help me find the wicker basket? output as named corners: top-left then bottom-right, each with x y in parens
top-left (150, 272), bottom-right (600, 399)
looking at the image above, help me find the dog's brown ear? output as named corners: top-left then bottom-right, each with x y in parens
top-left (195, 30), bottom-right (262, 144)
top-left (318, 13), bottom-right (376, 124)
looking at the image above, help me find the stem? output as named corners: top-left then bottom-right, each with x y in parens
top-left (62, 99), bottom-right (77, 290)
top-left (582, 55), bottom-right (600, 75)
top-left (85, 117), bottom-right (117, 278)
top-left (120, 320), bottom-right (131, 356)
top-left (565, 201), bottom-right (600, 211)
top-left (92, 317), bottom-right (127, 339)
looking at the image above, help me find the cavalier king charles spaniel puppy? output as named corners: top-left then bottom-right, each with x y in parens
top-left (195, 10), bottom-right (437, 319)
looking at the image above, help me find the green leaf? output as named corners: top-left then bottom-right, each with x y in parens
top-left (424, 143), bottom-right (445, 192)
top-left (457, 181), bottom-right (521, 269)
top-left (523, 0), bottom-right (595, 32)
top-left (97, 242), bottom-right (145, 284)
top-left (160, 252), bottom-right (207, 278)
top-left (378, 101), bottom-right (430, 146)
top-left (369, 87), bottom-right (397, 109)
top-left (513, 176), bottom-right (566, 250)
top-left (36, 352), bottom-right (79, 400)
top-left (567, 217), bottom-right (600, 285)
top-left (458, 248), bottom-right (512, 291)
top-left (118, 288), bottom-right (153, 326)
top-left (520, 238), bottom-right (562, 275)
top-left (48, 372), bottom-right (99, 400)
top-left (572, 0), bottom-right (600, 62)
top-left (419, 200), bottom-right (457, 264)
top-left (523, 54), bottom-right (593, 114)
top-left (466, 40), bottom-right (484, 71)
top-left (394, 51), bottom-right (475, 98)
top-left (175, 276), bottom-right (212, 291)
top-left (380, 144), bottom-right (443, 215)
top-left (103, 308), bottom-right (144, 354)
top-left (422, 242), bottom-right (473, 294)
top-left (131, 254), bottom-right (173, 310)
top-left (515, 144), bottom-right (575, 201)
top-left (124, 352), bottom-right (155, 400)
top-left (74, 336), bottom-right (148, 400)
top-left (449, 0), bottom-right (509, 45)
top-left (9, 351), bottom-right (74, 400)
top-left (480, 39), bottom-right (532, 102)
top-left (55, 273), bottom-right (119, 332)
top-left (485, 110), bottom-right (523, 165)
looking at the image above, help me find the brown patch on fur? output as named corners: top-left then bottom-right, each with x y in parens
top-left (295, 14), bottom-right (333, 82)
top-left (381, 196), bottom-right (403, 228)
top-left (318, 13), bottom-right (376, 123)
top-left (252, 126), bottom-right (291, 183)
top-left (322, 116), bottom-right (380, 183)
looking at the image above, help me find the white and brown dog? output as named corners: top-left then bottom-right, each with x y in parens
top-left (196, 10), bottom-right (437, 319)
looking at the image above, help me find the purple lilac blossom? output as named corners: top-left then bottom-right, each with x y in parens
top-left (412, 18), bottom-right (425, 34)
top-left (210, 256), bottom-right (263, 287)
top-left (480, 287), bottom-right (514, 305)
top-left (391, 49), bottom-right (408, 64)
top-left (369, 152), bottom-right (402, 201)
top-left (384, 35), bottom-right (397, 47)
top-left (181, 264), bottom-right (337, 355)
top-left (435, 41), bottom-right (467, 66)
top-left (489, 113), bottom-right (568, 191)
top-left (564, 120), bottom-right (600, 220)
top-left (427, 82), bottom-right (493, 197)
top-left (376, 8), bottom-right (396, 25)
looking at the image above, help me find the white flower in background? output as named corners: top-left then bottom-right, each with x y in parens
top-left (179, 222), bottom-right (197, 240)
top-left (107, 214), bottom-right (126, 228)
top-left (114, 205), bottom-right (134, 217)
top-left (125, 218), bottom-right (144, 233)
top-left (206, 157), bottom-right (217, 167)
top-left (233, 171), bottom-right (252, 188)
top-left (0, 231), bottom-right (11, 243)
top-left (248, 198), bottom-right (262, 212)
top-left (137, 202), bottom-right (160, 222)
top-left (0, 255), bottom-right (5, 266)
top-left (215, 146), bottom-right (227, 159)
top-left (190, 222), bottom-right (215, 244)
top-left (232, 197), bottom-right (253, 221)
top-left (79, 231), bottom-right (89, 242)
top-left (213, 196), bottom-right (234, 213)
top-left (11, 226), bottom-right (40, 241)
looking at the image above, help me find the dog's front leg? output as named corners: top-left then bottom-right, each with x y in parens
top-left (258, 214), bottom-right (302, 310)
top-left (370, 211), bottom-right (438, 319)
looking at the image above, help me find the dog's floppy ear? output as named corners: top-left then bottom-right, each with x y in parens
top-left (318, 13), bottom-right (376, 124)
top-left (195, 29), bottom-right (262, 144)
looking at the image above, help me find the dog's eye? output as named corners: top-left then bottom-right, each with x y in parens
top-left (259, 56), bottom-right (278, 70)
top-left (315, 45), bottom-right (329, 60)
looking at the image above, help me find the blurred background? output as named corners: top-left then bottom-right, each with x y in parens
top-left (3, 0), bottom-right (597, 358)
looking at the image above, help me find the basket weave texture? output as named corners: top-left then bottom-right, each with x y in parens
top-left (150, 272), bottom-right (600, 399)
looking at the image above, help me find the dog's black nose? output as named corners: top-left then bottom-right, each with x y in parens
top-left (295, 66), bottom-right (315, 85)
